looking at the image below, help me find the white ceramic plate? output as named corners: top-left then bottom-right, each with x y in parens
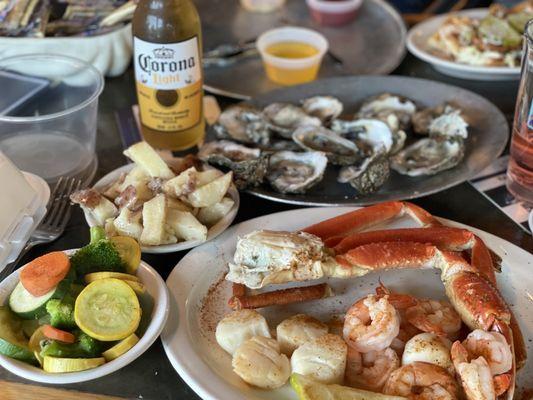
top-left (407, 9), bottom-right (521, 81)
top-left (161, 207), bottom-right (533, 400)
top-left (85, 164), bottom-right (240, 254)
top-left (0, 250), bottom-right (169, 384)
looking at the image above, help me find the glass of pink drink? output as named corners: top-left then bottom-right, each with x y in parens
top-left (507, 20), bottom-right (533, 206)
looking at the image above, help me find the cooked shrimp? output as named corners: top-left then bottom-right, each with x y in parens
top-left (451, 341), bottom-right (495, 400)
top-left (343, 294), bottom-right (400, 353)
top-left (345, 346), bottom-right (400, 392)
top-left (462, 329), bottom-right (512, 375)
top-left (383, 361), bottom-right (459, 400)
top-left (405, 299), bottom-right (461, 338)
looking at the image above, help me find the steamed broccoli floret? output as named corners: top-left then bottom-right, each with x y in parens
top-left (46, 295), bottom-right (76, 329)
top-left (70, 227), bottom-right (126, 276)
top-left (40, 330), bottom-right (101, 358)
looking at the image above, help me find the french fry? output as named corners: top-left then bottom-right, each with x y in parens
top-left (228, 283), bottom-right (333, 310)
top-left (166, 209), bottom-right (208, 242)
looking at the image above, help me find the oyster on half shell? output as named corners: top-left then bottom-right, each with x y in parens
top-left (198, 140), bottom-right (268, 189)
top-left (358, 93), bottom-right (417, 130)
top-left (412, 104), bottom-right (467, 138)
top-left (214, 106), bottom-right (271, 145)
top-left (263, 103), bottom-right (322, 139)
top-left (267, 151), bottom-right (327, 194)
top-left (391, 138), bottom-right (465, 177)
top-left (301, 96), bottom-right (343, 123)
top-left (338, 153), bottom-right (390, 194)
top-left (292, 125), bottom-right (363, 166)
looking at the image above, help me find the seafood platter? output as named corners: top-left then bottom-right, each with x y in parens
top-left (407, 2), bottom-right (533, 80)
top-left (201, 76), bottom-right (508, 206)
top-left (162, 202), bottom-right (533, 400)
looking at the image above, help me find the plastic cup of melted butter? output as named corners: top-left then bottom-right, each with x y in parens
top-left (256, 26), bottom-right (329, 86)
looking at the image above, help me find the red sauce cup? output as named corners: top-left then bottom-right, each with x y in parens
top-left (306, 0), bottom-right (363, 27)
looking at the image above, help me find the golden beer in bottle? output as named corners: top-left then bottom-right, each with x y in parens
top-left (132, 0), bottom-right (204, 150)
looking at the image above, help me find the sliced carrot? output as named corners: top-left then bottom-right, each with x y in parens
top-left (20, 252), bottom-right (70, 297)
top-left (42, 325), bottom-right (75, 344)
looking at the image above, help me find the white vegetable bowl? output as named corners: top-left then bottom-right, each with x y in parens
top-left (0, 24), bottom-right (132, 77)
top-left (0, 250), bottom-right (169, 384)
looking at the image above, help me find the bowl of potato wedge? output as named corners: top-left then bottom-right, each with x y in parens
top-left (71, 141), bottom-right (240, 253)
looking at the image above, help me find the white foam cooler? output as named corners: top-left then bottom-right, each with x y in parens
top-left (0, 151), bottom-right (50, 271)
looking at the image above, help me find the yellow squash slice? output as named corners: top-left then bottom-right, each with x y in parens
top-left (75, 279), bottom-right (141, 341)
top-left (43, 356), bottom-right (105, 373)
top-left (84, 271), bottom-right (140, 284)
top-left (102, 333), bottom-right (139, 361)
top-left (110, 236), bottom-right (141, 274)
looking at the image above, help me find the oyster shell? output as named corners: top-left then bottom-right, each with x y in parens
top-left (358, 93), bottom-right (417, 130)
top-left (198, 140), bottom-right (268, 189)
top-left (292, 125), bottom-right (362, 166)
top-left (412, 104), bottom-right (465, 136)
top-left (338, 154), bottom-right (390, 194)
top-left (391, 138), bottom-right (465, 176)
top-left (214, 106), bottom-right (270, 145)
top-left (301, 96), bottom-right (343, 123)
top-left (259, 140), bottom-right (303, 152)
top-left (267, 151), bottom-right (327, 194)
top-left (263, 103), bottom-right (321, 139)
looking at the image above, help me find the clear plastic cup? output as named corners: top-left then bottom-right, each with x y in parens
top-left (256, 27), bottom-right (329, 86)
top-left (306, 0), bottom-right (362, 26)
top-left (0, 54), bottom-right (104, 185)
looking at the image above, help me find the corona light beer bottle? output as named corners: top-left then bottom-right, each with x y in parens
top-left (132, 0), bottom-right (204, 150)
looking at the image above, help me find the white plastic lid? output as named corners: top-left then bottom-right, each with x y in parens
top-left (306, 0), bottom-right (362, 13)
top-left (0, 152), bottom-right (50, 270)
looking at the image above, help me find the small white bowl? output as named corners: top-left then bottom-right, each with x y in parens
top-left (0, 251), bottom-right (169, 384)
top-left (85, 163), bottom-right (240, 254)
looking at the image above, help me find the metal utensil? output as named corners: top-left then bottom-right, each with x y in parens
top-left (0, 177), bottom-right (81, 281)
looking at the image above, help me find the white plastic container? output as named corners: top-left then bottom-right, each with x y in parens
top-left (256, 26), bottom-right (328, 85)
top-left (240, 0), bottom-right (286, 12)
top-left (0, 152), bottom-right (49, 271)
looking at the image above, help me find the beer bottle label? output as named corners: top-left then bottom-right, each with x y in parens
top-left (134, 36), bottom-right (202, 132)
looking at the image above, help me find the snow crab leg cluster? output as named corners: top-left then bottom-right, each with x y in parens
top-left (225, 201), bottom-right (526, 399)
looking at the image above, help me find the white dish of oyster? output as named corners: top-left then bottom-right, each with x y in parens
top-left (202, 76), bottom-right (508, 206)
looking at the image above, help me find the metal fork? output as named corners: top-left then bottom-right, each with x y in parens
top-left (0, 177), bottom-right (81, 281)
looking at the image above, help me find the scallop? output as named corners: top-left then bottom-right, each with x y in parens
top-left (198, 140), bottom-right (268, 189)
top-left (301, 96), bottom-right (343, 123)
top-left (338, 154), bottom-right (390, 194)
top-left (391, 138), bottom-right (465, 176)
top-left (267, 151), bottom-right (327, 194)
top-left (214, 106), bottom-right (271, 145)
top-left (215, 309), bottom-right (271, 355)
top-left (292, 126), bottom-right (362, 165)
top-left (263, 103), bottom-right (322, 139)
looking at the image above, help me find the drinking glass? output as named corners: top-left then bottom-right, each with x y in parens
top-left (0, 54), bottom-right (104, 185)
top-left (507, 20), bottom-right (533, 205)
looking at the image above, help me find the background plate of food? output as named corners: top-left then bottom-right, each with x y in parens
top-left (406, 5), bottom-right (530, 80)
top-left (161, 204), bottom-right (532, 400)
top-left (201, 75), bottom-right (508, 206)
top-left (0, 230), bottom-right (169, 384)
top-left (0, 0), bottom-right (134, 76)
top-left (72, 142), bottom-right (240, 254)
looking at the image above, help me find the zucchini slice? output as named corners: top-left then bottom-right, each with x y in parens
top-left (110, 236), bottom-right (141, 274)
top-left (102, 333), bottom-right (139, 361)
top-left (28, 326), bottom-right (47, 366)
top-left (74, 278), bottom-right (141, 341)
top-left (0, 307), bottom-right (36, 364)
top-left (9, 280), bottom-right (67, 319)
top-left (43, 356), bottom-right (105, 373)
